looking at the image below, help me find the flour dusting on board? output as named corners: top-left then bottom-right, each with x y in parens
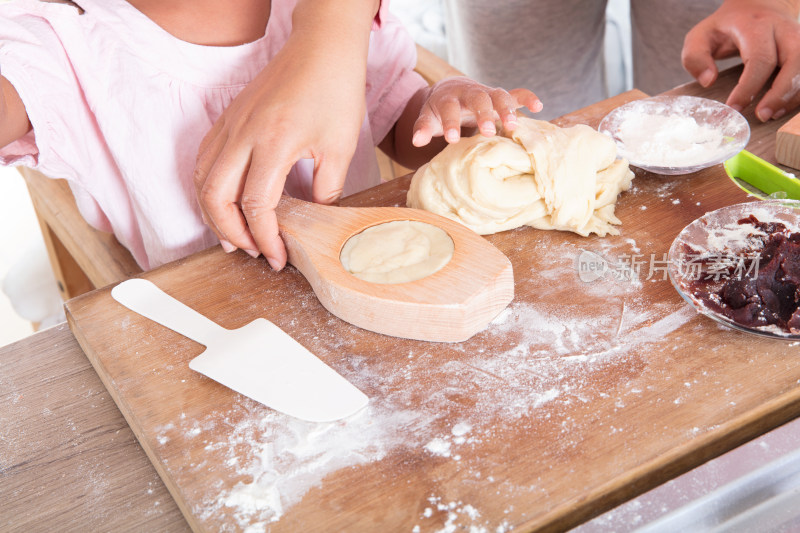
top-left (156, 267), bottom-right (697, 532)
top-left (169, 401), bottom-right (424, 529)
top-left (146, 233), bottom-right (703, 531)
top-left (414, 496), bottom-right (512, 533)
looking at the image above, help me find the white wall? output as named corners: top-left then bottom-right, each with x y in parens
top-left (0, 167), bottom-right (40, 345)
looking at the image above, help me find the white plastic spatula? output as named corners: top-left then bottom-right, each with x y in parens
top-left (111, 278), bottom-right (369, 422)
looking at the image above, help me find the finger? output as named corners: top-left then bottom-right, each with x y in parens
top-left (437, 95), bottom-right (464, 143)
top-left (508, 88), bottom-right (543, 114)
top-left (461, 89), bottom-right (495, 137)
top-left (681, 25), bottom-right (720, 88)
top-left (755, 38), bottom-right (800, 121)
top-left (412, 103), bottom-right (440, 147)
top-left (199, 144), bottom-right (260, 255)
top-left (240, 150), bottom-right (295, 270)
top-left (311, 152), bottom-right (351, 205)
top-left (193, 129), bottom-right (229, 238)
top-left (726, 39), bottom-right (778, 114)
top-left (756, 58), bottom-right (800, 121)
top-left (489, 88), bottom-right (518, 131)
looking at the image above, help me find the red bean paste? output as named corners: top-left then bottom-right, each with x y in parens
top-left (688, 215), bottom-right (800, 334)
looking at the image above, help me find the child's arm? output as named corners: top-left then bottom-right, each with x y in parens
top-left (380, 77), bottom-right (542, 170)
top-left (0, 75), bottom-right (32, 149)
top-left (193, 0), bottom-right (380, 271)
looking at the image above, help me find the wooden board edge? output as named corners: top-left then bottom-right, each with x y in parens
top-left (522, 388), bottom-right (800, 532)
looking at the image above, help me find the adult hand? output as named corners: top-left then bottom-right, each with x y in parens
top-left (682, 0), bottom-right (800, 122)
top-left (193, 0), bottom-right (378, 270)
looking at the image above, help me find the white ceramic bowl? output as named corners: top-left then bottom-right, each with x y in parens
top-left (599, 95), bottom-right (750, 175)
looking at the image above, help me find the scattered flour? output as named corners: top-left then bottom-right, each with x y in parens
top-left (452, 422), bottom-right (472, 440)
top-left (152, 235), bottom-right (703, 532)
top-left (425, 437), bottom-right (452, 457)
top-left (152, 397), bottom-right (431, 531)
top-left (419, 496), bottom-right (501, 533)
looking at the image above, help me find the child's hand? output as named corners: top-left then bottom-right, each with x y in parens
top-left (411, 77), bottom-right (542, 147)
top-left (193, 0), bottom-right (378, 271)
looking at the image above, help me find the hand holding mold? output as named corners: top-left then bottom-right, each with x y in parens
top-left (192, 0), bottom-right (377, 271)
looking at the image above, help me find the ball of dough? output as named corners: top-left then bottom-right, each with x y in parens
top-left (407, 117), bottom-right (634, 237)
top-left (340, 220), bottom-right (454, 284)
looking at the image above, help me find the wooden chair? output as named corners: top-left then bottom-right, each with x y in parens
top-left (21, 44), bottom-right (464, 302)
top-left (20, 167), bottom-right (141, 300)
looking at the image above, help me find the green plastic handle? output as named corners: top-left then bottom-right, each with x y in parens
top-left (723, 150), bottom-right (800, 200)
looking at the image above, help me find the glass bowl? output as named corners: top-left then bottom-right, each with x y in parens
top-left (667, 199), bottom-right (800, 339)
top-left (598, 95), bottom-right (750, 175)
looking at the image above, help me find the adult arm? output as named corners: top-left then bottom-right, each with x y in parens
top-left (193, 0), bottom-right (379, 270)
top-left (682, 0), bottom-right (800, 121)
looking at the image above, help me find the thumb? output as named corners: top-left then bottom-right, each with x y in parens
top-left (682, 27), bottom-right (719, 88)
top-left (312, 154), bottom-right (351, 205)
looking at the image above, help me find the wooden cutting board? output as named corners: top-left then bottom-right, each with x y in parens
top-left (66, 74), bottom-right (800, 533)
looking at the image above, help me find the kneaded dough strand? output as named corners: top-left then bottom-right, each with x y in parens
top-left (407, 117), bottom-right (634, 237)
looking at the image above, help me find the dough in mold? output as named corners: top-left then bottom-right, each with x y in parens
top-left (340, 220), bottom-right (454, 284)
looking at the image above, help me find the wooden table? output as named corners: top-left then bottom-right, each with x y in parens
top-left (0, 323), bottom-right (188, 532)
top-left (3, 66), bottom-right (800, 532)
